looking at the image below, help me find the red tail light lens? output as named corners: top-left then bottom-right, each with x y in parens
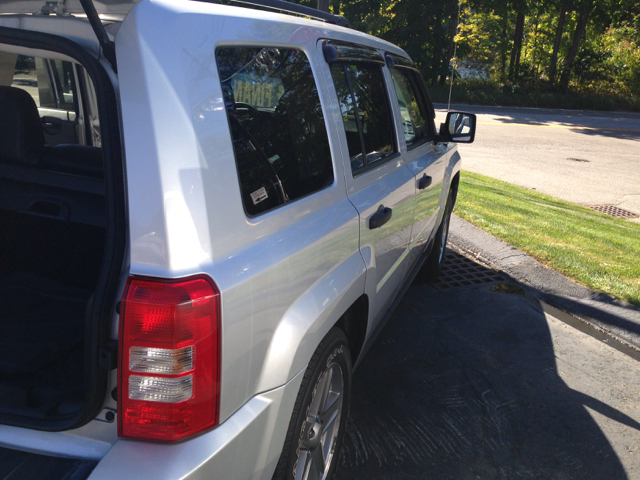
top-left (118, 275), bottom-right (220, 441)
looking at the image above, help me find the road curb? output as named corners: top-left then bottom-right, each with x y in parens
top-left (448, 214), bottom-right (640, 351)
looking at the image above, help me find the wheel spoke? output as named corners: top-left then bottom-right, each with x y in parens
top-left (319, 392), bottom-right (341, 433)
top-left (317, 367), bottom-right (333, 412)
top-left (295, 450), bottom-right (310, 480)
top-left (309, 368), bottom-right (331, 416)
top-left (309, 440), bottom-right (326, 480)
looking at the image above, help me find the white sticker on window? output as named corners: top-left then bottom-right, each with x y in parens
top-left (250, 187), bottom-right (269, 205)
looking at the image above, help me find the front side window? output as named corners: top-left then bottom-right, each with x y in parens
top-left (330, 62), bottom-right (396, 172)
top-left (390, 68), bottom-right (432, 148)
top-left (216, 47), bottom-right (334, 217)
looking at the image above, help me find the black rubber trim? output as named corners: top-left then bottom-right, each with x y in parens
top-left (322, 40), bottom-right (386, 64)
top-left (0, 26), bottom-right (126, 432)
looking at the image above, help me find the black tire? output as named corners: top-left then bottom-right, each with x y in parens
top-left (272, 328), bottom-right (352, 480)
top-left (418, 186), bottom-right (456, 283)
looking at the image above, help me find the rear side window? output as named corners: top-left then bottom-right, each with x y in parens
top-left (389, 68), bottom-right (432, 148)
top-left (330, 63), bottom-right (396, 172)
top-left (216, 47), bottom-right (334, 217)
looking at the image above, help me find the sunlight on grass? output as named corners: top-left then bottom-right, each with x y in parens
top-left (455, 171), bottom-right (640, 306)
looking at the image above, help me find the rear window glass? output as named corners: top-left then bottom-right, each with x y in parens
top-left (217, 47), bottom-right (334, 217)
top-left (330, 62), bottom-right (396, 172)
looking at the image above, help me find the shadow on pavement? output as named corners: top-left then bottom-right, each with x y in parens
top-left (335, 281), bottom-right (636, 479)
top-left (537, 291), bottom-right (640, 351)
top-left (470, 111), bottom-right (640, 141)
top-left (567, 127), bottom-right (640, 141)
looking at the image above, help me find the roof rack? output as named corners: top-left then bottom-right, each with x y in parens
top-left (202, 0), bottom-right (352, 28)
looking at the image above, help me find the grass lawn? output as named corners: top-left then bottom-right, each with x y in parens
top-left (454, 171), bottom-right (640, 307)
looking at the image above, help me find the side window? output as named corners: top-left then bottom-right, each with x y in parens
top-left (389, 68), bottom-right (432, 148)
top-left (216, 47), bottom-right (334, 217)
top-left (330, 63), bottom-right (396, 172)
top-left (36, 58), bottom-right (76, 111)
top-left (11, 56), bottom-right (77, 112)
top-left (10, 54), bottom-right (91, 146)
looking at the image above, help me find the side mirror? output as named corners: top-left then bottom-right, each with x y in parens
top-left (437, 111), bottom-right (477, 144)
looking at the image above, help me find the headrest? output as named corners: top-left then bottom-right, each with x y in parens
top-left (0, 86), bottom-right (46, 164)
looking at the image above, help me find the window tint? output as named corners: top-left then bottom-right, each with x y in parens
top-left (330, 63), bottom-right (396, 172)
top-left (217, 47), bottom-right (334, 217)
top-left (390, 68), bottom-right (432, 147)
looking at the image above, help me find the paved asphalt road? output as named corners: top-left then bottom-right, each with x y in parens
top-left (335, 254), bottom-right (640, 479)
top-left (435, 104), bottom-right (640, 221)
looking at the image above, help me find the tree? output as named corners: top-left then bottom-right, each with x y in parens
top-left (559, 0), bottom-right (595, 90)
top-left (439, 0), bottom-right (460, 85)
top-left (508, 11), bottom-right (526, 79)
top-left (549, 0), bottom-right (569, 84)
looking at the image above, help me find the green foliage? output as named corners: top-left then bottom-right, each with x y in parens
top-left (261, 0), bottom-right (639, 109)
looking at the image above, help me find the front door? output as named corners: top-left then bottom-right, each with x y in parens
top-left (387, 63), bottom-right (448, 267)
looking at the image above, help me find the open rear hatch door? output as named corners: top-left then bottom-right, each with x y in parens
top-left (0, 1), bottom-right (140, 71)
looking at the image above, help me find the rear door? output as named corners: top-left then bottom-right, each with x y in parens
top-left (324, 42), bottom-right (416, 329)
top-left (386, 55), bottom-right (448, 267)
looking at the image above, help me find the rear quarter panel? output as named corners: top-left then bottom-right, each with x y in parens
top-left (116, 0), bottom-right (402, 422)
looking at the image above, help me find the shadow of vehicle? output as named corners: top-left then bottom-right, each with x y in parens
top-left (335, 280), bottom-right (637, 479)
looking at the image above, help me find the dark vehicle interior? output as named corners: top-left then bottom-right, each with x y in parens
top-left (0, 53), bottom-right (106, 425)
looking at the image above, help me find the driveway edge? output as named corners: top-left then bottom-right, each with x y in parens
top-left (448, 214), bottom-right (640, 351)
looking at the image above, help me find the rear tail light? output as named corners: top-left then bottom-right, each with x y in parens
top-left (118, 275), bottom-right (220, 441)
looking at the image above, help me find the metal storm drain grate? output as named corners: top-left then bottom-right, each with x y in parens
top-left (589, 205), bottom-right (638, 218)
top-left (431, 247), bottom-right (505, 291)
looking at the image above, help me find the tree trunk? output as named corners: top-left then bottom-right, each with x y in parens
top-left (509, 12), bottom-right (526, 80)
top-left (549, 5), bottom-right (566, 84)
top-left (500, 13), bottom-right (509, 79)
top-left (559, 2), bottom-right (593, 91)
top-left (439, 0), bottom-right (459, 86)
top-left (317, 0), bottom-right (329, 13)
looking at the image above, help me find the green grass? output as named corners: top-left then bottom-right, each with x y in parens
top-left (454, 171), bottom-right (640, 307)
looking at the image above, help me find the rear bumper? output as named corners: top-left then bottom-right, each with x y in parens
top-left (88, 368), bottom-right (304, 480)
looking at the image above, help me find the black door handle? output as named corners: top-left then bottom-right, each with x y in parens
top-left (41, 116), bottom-right (63, 135)
top-left (418, 174), bottom-right (432, 190)
top-left (369, 205), bottom-right (392, 229)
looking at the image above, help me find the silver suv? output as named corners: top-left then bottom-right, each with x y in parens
top-left (0, 1), bottom-right (475, 478)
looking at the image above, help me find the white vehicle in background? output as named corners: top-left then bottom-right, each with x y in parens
top-left (0, 0), bottom-right (475, 478)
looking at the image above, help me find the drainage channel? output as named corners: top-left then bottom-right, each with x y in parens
top-left (589, 205), bottom-right (638, 218)
top-left (431, 247), bottom-right (505, 291)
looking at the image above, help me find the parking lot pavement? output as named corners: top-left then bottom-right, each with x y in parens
top-left (335, 253), bottom-right (640, 479)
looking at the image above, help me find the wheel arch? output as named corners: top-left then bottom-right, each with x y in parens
top-left (253, 250), bottom-right (367, 394)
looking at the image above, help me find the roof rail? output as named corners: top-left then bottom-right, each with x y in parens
top-left (200, 0), bottom-right (352, 28)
